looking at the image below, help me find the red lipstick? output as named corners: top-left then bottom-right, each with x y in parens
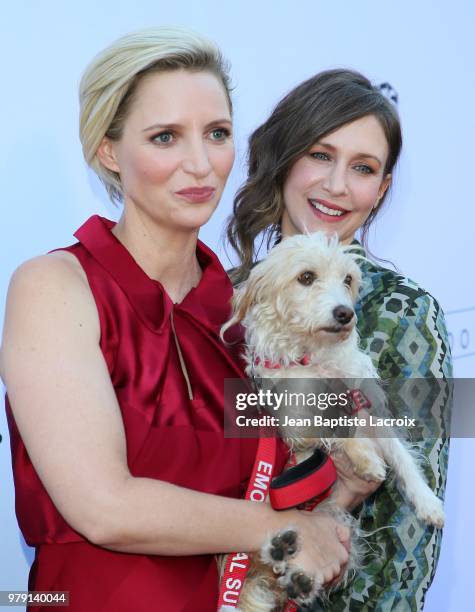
top-left (175, 186), bottom-right (216, 203)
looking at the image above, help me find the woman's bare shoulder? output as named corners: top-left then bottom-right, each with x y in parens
top-left (6, 249), bottom-right (97, 311)
top-left (3, 251), bottom-right (100, 348)
top-left (11, 249), bottom-right (88, 289)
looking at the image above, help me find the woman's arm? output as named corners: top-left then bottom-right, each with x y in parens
top-left (0, 254), bottom-right (349, 579)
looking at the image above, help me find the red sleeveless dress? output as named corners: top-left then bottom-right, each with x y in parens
top-left (5, 215), bottom-right (288, 611)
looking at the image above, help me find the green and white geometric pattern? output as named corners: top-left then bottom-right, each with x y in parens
top-left (307, 243), bottom-right (452, 612)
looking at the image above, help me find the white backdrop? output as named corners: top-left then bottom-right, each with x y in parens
top-left (0, 1), bottom-right (473, 610)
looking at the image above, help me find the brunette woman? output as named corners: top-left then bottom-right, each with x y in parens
top-left (227, 69), bottom-right (451, 611)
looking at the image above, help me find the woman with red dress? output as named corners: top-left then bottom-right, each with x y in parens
top-left (0, 27), bottom-right (351, 611)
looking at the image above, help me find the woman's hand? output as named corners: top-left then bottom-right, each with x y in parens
top-left (331, 450), bottom-right (383, 511)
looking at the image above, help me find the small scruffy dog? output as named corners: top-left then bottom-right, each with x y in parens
top-left (221, 232), bottom-right (444, 611)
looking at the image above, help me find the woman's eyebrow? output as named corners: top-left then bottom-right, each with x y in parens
top-left (143, 122), bottom-right (181, 132)
top-left (142, 119), bottom-right (232, 132)
top-left (316, 141), bottom-right (382, 165)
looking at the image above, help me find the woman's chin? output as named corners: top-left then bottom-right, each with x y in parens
top-left (305, 224), bottom-right (355, 244)
top-left (177, 210), bottom-right (217, 232)
top-left (300, 222), bottom-right (344, 241)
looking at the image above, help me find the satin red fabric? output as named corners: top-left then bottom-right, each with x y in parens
top-left (5, 215), bottom-right (288, 611)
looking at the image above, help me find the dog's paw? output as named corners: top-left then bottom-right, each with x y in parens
top-left (260, 528), bottom-right (299, 575)
top-left (278, 568), bottom-right (319, 606)
top-left (415, 492), bottom-right (445, 528)
top-left (342, 440), bottom-right (387, 482)
top-left (350, 450), bottom-right (387, 481)
top-left (359, 455), bottom-right (387, 482)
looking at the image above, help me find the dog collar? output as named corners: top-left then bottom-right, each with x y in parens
top-left (254, 354), bottom-right (311, 369)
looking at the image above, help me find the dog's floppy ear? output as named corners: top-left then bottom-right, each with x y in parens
top-left (232, 265), bottom-right (269, 321)
top-left (220, 267), bottom-right (267, 341)
top-left (347, 257), bottom-right (363, 303)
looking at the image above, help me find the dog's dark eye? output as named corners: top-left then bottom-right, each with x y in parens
top-left (344, 274), bottom-right (352, 287)
top-left (298, 271), bottom-right (316, 286)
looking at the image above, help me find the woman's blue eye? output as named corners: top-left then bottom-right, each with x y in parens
top-left (354, 164), bottom-right (373, 174)
top-left (153, 132), bottom-right (173, 144)
top-left (311, 151), bottom-right (329, 160)
top-left (210, 128), bottom-right (230, 141)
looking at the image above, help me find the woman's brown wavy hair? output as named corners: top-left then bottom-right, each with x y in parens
top-left (226, 69), bottom-right (402, 285)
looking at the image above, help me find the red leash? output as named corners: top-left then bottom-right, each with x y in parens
top-left (217, 381), bottom-right (371, 610)
top-left (216, 442), bottom-right (337, 610)
top-left (216, 436), bottom-right (277, 609)
top-left (269, 450), bottom-right (336, 511)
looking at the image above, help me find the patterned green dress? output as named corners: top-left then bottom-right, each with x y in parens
top-left (307, 242), bottom-right (452, 612)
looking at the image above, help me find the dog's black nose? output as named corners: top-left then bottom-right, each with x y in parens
top-left (333, 306), bottom-right (354, 325)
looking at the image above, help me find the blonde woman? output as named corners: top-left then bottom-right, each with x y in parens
top-left (0, 29), bottom-right (351, 611)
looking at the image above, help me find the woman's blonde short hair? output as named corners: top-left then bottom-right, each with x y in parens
top-left (79, 26), bottom-right (232, 203)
